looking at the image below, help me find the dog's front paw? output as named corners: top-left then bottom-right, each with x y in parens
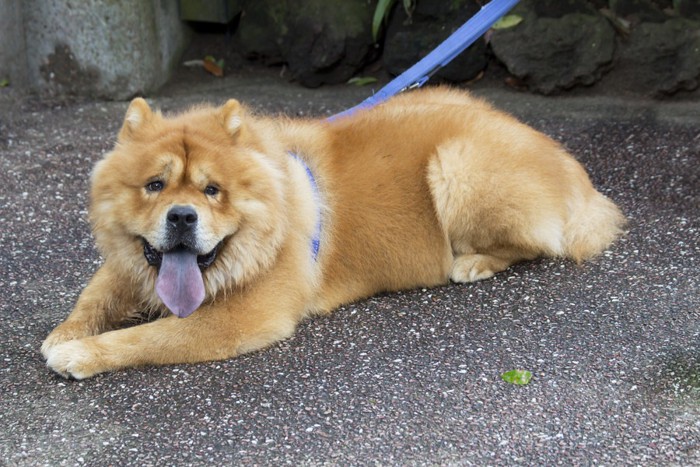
top-left (41, 322), bottom-right (95, 360)
top-left (44, 339), bottom-right (103, 380)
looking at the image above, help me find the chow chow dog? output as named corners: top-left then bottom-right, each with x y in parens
top-left (41, 87), bottom-right (625, 379)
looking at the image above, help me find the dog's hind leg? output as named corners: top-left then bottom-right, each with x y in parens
top-left (449, 248), bottom-right (536, 283)
top-left (426, 136), bottom-right (622, 283)
top-left (426, 139), bottom-right (541, 283)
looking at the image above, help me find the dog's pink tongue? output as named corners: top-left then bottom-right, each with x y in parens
top-left (155, 250), bottom-right (205, 318)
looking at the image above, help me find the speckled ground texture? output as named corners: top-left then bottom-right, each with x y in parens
top-left (1, 70), bottom-right (699, 466)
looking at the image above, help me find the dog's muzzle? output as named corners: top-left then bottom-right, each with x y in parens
top-left (142, 205), bottom-right (221, 271)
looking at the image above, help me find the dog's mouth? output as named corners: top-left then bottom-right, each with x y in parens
top-left (142, 239), bottom-right (222, 319)
top-left (142, 240), bottom-right (221, 271)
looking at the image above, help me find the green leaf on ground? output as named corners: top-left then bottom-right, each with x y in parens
top-left (347, 76), bottom-right (378, 86)
top-left (0, 78), bottom-right (9, 88)
top-left (491, 14), bottom-right (523, 30)
top-left (501, 369), bottom-right (532, 385)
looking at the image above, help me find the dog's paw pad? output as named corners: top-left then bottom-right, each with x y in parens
top-left (450, 254), bottom-right (497, 283)
top-left (44, 340), bottom-right (97, 380)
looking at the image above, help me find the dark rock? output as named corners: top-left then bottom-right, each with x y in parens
top-left (490, 7), bottom-right (615, 94)
top-left (236, 0), bottom-right (374, 87)
top-left (236, 2), bottom-right (285, 63)
top-left (677, 0), bottom-right (700, 20)
top-left (609, 0), bottom-right (668, 23)
top-left (530, 0), bottom-right (598, 17)
top-left (224, 0), bottom-right (700, 97)
top-left (383, 0), bottom-right (487, 83)
top-left (610, 18), bottom-right (700, 95)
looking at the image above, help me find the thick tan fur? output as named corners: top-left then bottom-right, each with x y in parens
top-left (41, 87), bottom-right (625, 379)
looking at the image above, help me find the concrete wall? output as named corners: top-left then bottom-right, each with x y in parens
top-left (1, 0), bottom-right (190, 99)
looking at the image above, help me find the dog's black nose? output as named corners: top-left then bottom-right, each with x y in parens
top-left (166, 205), bottom-right (198, 230)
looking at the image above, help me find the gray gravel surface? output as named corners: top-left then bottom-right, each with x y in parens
top-left (1, 70), bottom-right (699, 465)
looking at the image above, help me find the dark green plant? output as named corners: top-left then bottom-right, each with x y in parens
top-left (372, 0), bottom-right (416, 42)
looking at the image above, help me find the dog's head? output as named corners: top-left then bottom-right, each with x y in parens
top-left (89, 98), bottom-right (288, 317)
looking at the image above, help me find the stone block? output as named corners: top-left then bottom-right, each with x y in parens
top-left (23, 0), bottom-right (190, 99)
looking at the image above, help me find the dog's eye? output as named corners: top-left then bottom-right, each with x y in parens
top-left (204, 185), bottom-right (219, 196)
top-left (145, 180), bottom-right (164, 192)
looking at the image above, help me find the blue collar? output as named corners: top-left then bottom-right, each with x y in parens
top-left (289, 152), bottom-right (321, 260)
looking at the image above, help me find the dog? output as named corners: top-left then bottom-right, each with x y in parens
top-left (41, 87), bottom-right (625, 379)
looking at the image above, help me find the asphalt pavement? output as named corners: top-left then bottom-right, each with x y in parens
top-left (1, 69), bottom-right (699, 465)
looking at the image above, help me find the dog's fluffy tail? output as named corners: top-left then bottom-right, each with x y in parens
top-left (563, 190), bottom-right (626, 262)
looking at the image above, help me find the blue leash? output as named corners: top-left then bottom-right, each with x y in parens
top-left (328, 0), bottom-right (520, 121)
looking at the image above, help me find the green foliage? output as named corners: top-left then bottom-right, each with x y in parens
top-left (372, 0), bottom-right (415, 42)
top-left (491, 14), bottom-right (523, 30)
top-left (0, 78), bottom-right (9, 88)
top-left (347, 76), bottom-right (379, 86)
top-left (372, 0), bottom-right (395, 42)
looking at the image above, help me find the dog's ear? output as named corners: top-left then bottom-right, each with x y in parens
top-left (221, 99), bottom-right (243, 137)
top-left (118, 98), bottom-right (153, 141)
